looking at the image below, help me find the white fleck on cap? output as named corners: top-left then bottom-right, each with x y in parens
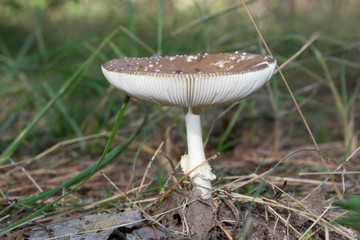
top-left (101, 52), bottom-right (276, 109)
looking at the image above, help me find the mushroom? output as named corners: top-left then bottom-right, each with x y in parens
top-left (101, 52), bottom-right (276, 198)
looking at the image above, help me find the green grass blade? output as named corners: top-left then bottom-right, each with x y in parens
top-left (0, 32), bottom-right (35, 94)
top-left (339, 59), bottom-right (347, 105)
top-left (272, 77), bottom-right (279, 109)
top-left (109, 41), bottom-right (126, 58)
top-left (0, 39), bottom-right (12, 57)
top-left (344, 80), bottom-right (360, 113)
top-left (216, 100), bottom-right (247, 152)
top-left (0, 88), bottom-right (38, 134)
top-left (0, 28), bottom-right (120, 165)
top-left (14, 105), bottom-right (168, 206)
top-left (277, 56), bottom-right (325, 83)
top-left (333, 196), bottom-right (360, 231)
top-left (0, 114), bottom-right (16, 135)
top-left (126, 0), bottom-right (137, 57)
top-left (157, 0), bottom-right (163, 55)
top-left (194, 0), bottom-right (210, 53)
top-left (42, 82), bottom-right (84, 149)
top-left (219, 138), bottom-right (242, 152)
top-left (0, 95), bottom-right (131, 233)
top-left (311, 46), bottom-right (345, 123)
top-left (282, 93), bottom-right (321, 105)
top-left (34, 7), bottom-right (47, 62)
top-left (83, 42), bottom-right (108, 63)
top-left (171, 0), bottom-right (254, 36)
top-left (342, 137), bottom-right (353, 166)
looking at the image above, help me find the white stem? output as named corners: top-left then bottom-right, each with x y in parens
top-left (183, 110), bottom-right (215, 198)
top-left (185, 111), bottom-right (206, 172)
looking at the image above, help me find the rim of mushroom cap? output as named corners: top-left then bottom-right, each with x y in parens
top-left (102, 52), bottom-right (276, 77)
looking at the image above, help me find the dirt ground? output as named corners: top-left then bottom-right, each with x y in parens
top-left (1, 135), bottom-right (359, 239)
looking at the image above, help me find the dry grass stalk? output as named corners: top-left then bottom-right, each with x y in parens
top-left (119, 25), bottom-right (155, 54)
top-left (215, 219), bottom-right (233, 240)
top-left (9, 159), bottom-right (43, 193)
top-left (0, 131), bottom-right (155, 177)
top-left (0, 214), bottom-right (10, 222)
top-left (204, 32), bottom-right (319, 151)
top-left (0, 133), bottom-right (106, 171)
top-left (170, 0), bottom-right (255, 37)
top-left (266, 205), bottom-right (301, 236)
top-left (230, 192), bottom-right (356, 239)
top-left (100, 171), bottom-right (135, 205)
top-left (222, 175), bottom-right (340, 187)
top-left (327, 56), bottom-right (360, 69)
top-left (302, 146), bottom-right (360, 202)
top-left (299, 171), bottom-right (360, 176)
top-left (138, 141), bottom-right (164, 193)
top-left (241, 152), bottom-right (339, 168)
top-left (299, 204), bottom-right (332, 239)
top-left (146, 153), bottom-right (219, 210)
top-left (100, 169), bottom-right (180, 238)
top-left (159, 161), bottom-right (182, 196)
top-left (258, 177), bottom-right (317, 216)
top-left (1, 215), bottom-right (44, 235)
top-left (304, 209), bottom-right (354, 239)
top-left (274, 32), bottom-right (320, 74)
top-left (222, 170), bottom-right (271, 191)
top-left (239, 0), bottom-right (342, 199)
top-left (203, 101), bottom-right (238, 148)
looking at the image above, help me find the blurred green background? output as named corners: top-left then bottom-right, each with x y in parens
top-left (0, 0), bottom-right (359, 159)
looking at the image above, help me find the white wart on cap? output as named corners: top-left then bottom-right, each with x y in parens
top-left (102, 52), bottom-right (276, 198)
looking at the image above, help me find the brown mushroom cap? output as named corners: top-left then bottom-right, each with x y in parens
top-left (102, 52), bottom-right (276, 109)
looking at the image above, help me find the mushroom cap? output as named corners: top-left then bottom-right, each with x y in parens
top-left (101, 52), bottom-right (276, 109)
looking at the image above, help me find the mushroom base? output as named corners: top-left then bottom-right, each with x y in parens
top-left (180, 154), bottom-right (215, 199)
top-left (149, 188), bottom-right (241, 239)
top-left (193, 176), bottom-right (212, 198)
